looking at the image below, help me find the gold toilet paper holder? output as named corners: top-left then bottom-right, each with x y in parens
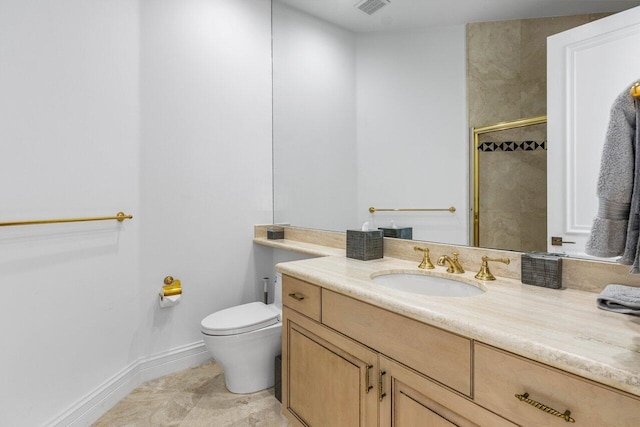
top-left (160, 276), bottom-right (182, 299)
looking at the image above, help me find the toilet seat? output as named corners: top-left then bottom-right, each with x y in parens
top-left (201, 302), bottom-right (281, 336)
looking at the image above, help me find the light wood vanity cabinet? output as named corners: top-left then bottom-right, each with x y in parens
top-left (281, 275), bottom-right (640, 427)
top-left (281, 275), bottom-right (511, 427)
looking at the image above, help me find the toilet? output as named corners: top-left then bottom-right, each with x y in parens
top-left (201, 274), bottom-right (282, 394)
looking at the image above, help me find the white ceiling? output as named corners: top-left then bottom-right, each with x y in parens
top-left (276, 0), bottom-right (640, 32)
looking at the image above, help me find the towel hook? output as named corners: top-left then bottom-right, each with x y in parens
top-left (631, 82), bottom-right (640, 98)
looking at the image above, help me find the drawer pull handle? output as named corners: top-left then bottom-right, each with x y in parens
top-left (378, 370), bottom-right (387, 401)
top-left (515, 393), bottom-right (575, 423)
top-left (288, 292), bottom-right (305, 301)
top-left (365, 364), bottom-right (373, 393)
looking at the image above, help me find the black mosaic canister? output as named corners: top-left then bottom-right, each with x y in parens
top-left (378, 226), bottom-right (412, 240)
top-left (521, 252), bottom-right (564, 289)
top-left (346, 230), bottom-right (384, 261)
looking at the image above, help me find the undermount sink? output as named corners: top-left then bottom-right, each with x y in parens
top-left (371, 273), bottom-right (485, 297)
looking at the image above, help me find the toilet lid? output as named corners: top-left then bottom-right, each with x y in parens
top-left (201, 302), bottom-right (281, 336)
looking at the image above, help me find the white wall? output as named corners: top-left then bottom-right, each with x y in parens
top-left (0, 0), bottom-right (273, 425)
top-left (272, 2), bottom-right (359, 230)
top-left (0, 1), bottom-right (140, 425)
top-left (138, 0), bottom-right (273, 360)
top-left (356, 27), bottom-right (469, 244)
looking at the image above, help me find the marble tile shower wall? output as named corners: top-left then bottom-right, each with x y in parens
top-left (478, 124), bottom-right (547, 251)
top-left (467, 13), bottom-right (610, 252)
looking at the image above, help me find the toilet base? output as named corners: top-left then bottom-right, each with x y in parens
top-left (202, 322), bottom-right (282, 394)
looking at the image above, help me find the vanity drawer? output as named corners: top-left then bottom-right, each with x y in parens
top-left (282, 275), bottom-right (321, 322)
top-left (474, 343), bottom-right (640, 427)
top-left (322, 289), bottom-right (472, 396)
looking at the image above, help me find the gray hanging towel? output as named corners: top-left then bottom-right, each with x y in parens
top-left (586, 81), bottom-right (640, 273)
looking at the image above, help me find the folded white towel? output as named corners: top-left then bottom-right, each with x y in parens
top-left (597, 284), bottom-right (640, 315)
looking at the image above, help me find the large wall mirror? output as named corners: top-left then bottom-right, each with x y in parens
top-left (272, 0), bottom-right (640, 258)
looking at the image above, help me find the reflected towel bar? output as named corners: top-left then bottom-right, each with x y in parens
top-left (0, 212), bottom-right (133, 227)
top-left (369, 207), bottom-right (456, 214)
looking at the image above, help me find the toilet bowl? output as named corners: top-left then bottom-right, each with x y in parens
top-left (201, 275), bottom-right (282, 394)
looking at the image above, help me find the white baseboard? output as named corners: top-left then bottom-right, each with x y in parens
top-left (45, 341), bottom-right (212, 427)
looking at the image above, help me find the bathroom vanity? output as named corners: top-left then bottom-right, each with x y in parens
top-left (275, 255), bottom-right (640, 427)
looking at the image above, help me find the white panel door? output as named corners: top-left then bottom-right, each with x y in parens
top-left (547, 6), bottom-right (640, 257)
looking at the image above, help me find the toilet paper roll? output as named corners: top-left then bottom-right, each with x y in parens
top-left (159, 293), bottom-right (181, 308)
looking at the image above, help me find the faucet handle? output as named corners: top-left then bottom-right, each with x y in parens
top-left (413, 246), bottom-right (434, 269)
top-left (475, 256), bottom-right (510, 281)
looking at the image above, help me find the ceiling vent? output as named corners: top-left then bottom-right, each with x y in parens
top-left (355, 0), bottom-right (390, 16)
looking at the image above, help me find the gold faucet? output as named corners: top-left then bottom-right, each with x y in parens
top-left (475, 256), bottom-right (510, 281)
top-left (437, 252), bottom-right (465, 274)
top-left (413, 246), bottom-right (434, 269)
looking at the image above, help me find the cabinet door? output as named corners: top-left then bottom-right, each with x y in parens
top-left (283, 307), bottom-right (378, 427)
top-left (379, 355), bottom-right (516, 427)
top-left (394, 386), bottom-right (457, 427)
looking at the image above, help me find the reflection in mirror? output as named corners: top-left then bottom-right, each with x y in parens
top-left (547, 6), bottom-right (640, 259)
top-left (273, 0), bottom-right (467, 244)
top-left (473, 116), bottom-right (547, 252)
top-left (272, 0), bottom-right (640, 254)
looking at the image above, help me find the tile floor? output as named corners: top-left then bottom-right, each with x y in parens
top-left (93, 361), bottom-right (292, 427)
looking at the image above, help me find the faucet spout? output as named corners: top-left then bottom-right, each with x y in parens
top-left (437, 252), bottom-right (465, 274)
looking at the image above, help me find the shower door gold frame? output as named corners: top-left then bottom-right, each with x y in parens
top-left (471, 115), bottom-right (547, 247)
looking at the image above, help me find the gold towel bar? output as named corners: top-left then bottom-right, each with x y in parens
top-left (0, 211), bottom-right (133, 227)
top-left (631, 82), bottom-right (640, 98)
top-left (369, 207), bottom-right (456, 214)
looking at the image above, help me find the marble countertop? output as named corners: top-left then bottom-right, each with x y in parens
top-left (253, 237), bottom-right (345, 257)
top-left (276, 255), bottom-right (640, 397)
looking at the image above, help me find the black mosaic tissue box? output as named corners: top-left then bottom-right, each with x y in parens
top-left (347, 230), bottom-right (383, 261)
top-left (267, 226), bottom-right (284, 240)
top-left (378, 226), bottom-right (412, 240)
top-left (521, 252), bottom-right (564, 289)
